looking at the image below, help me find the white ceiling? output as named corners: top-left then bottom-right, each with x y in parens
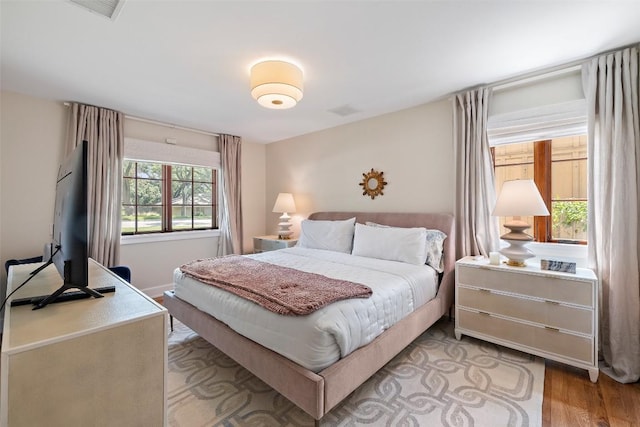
top-left (2, 1), bottom-right (640, 144)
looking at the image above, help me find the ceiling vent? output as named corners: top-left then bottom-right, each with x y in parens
top-left (69, 0), bottom-right (125, 20)
top-left (328, 105), bottom-right (361, 117)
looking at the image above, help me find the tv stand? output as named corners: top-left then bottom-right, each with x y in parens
top-left (1, 259), bottom-right (168, 426)
top-left (31, 257), bottom-right (108, 310)
top-left (32, 282), bottom-right (107, 310)
top-left (10, 285), bottom-right (116, 307)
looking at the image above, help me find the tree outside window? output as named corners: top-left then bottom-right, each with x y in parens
top-left (122, 160), bottom-right (217, 234)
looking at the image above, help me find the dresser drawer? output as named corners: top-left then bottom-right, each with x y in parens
top-left (257, 239), bottom-right (284, 251)
top-left (458, 309), bottom-right (594, 364)
top-left (458, 265), bottom-right (593, 307)
top-left (253, 236), bottom-right (298, 253)
top-left (458, 287), bottom-right (593, 334)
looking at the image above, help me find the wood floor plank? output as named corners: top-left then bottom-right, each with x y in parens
top-left (542, 360), bottom-right (640, 427)
top-left (599, 370), bottom-right (640, 427)
top-left (542, 360), bottom-right (553, 426)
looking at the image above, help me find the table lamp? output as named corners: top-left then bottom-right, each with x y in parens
top-left (492, 179), bottom-right (550, 266)
top-left (272, 193), bottom-right (296, 239)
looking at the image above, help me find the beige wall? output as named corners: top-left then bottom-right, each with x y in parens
top-left (264, 99), bottom-right (455, 237)
top-left (241, 141), bottom-right (267, 251)
top-left (0, 91), bottom-right (67, 306)
top-left (0, 91), bottom-right (266, 300)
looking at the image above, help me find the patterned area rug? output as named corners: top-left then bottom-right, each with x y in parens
top-left (167, 318), bottom-right (544, 426)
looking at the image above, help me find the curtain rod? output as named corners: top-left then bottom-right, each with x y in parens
top-left (455, 42), bottom-right (640, 95)
top-left (490, 63), bottom-right (582, 91)
top-left (124, 115), bottom-right (220, 137)
top-left (63, 102), bottom-right (220, 137)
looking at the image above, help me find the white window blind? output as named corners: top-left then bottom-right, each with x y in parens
top-left (487, 99), bottom-right (587, 146)
top-left (124, 137), bottom-right (220, 168)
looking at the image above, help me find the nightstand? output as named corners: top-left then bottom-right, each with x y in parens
top-left (253, 235), bottom-right (298, 253)
top-left (455, 256), bottom-right (599, 382)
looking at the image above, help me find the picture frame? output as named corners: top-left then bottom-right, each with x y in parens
top-left (540, 259), bottom-right (576, 274)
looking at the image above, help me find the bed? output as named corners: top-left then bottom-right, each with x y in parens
top-left (163, 211), bottom-right (455, 421)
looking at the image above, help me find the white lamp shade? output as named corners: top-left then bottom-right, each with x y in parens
top-left (492, 179), bottom-right (550, 217)
top-left (251, 60), bottom-right (303, 109)
top-left (272, 193), bottom-right (296, 213)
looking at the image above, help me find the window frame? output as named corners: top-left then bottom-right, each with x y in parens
top-left (122, 160), bottom-right (218, 235)
top-left (493, 137), bottom-right (588, 245)
top-left (120, 137), bottom-right (222, 240)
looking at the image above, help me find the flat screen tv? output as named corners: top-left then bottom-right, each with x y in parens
top-left (33, 140), bottom-right (105, 309)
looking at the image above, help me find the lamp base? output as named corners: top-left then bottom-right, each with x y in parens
top-left (499, 220), bottom-right (535, 267)
top-left (277, 213), bottom-right (293, 240)
top-left (499, 240), bottom-right (535, 267)
top-left (505, 258), bottom-right (527, 267)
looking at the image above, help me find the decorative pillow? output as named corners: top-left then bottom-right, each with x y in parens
top-left (352, 223), bottom-right (427, 265)
top-left (424, 229), bottom-right (447, 273)
top-left (365, 221), bottom-right (447, 272)
top-left (297, 217), bottom-right (356, 253)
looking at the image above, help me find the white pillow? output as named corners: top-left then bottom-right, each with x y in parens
top-left (297, 217), bottom-right (356, 253)
top-left (352, 223), bottom-right (428, 265)
top-left (365, 221), bottom-right (447, 272)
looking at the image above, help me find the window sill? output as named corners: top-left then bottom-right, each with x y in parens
top-left (500, 240), bottom-right (589, 267)
top-left (527, 241), bottom-right (588, 256)
top-left (120, 229), bottom-right (220, 245)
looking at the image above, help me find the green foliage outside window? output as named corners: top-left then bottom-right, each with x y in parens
top-left (121, 160), bottom-right (216, 234)
top-left (552, 200), bottom-right (587, 240)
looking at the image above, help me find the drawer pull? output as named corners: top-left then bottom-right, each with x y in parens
top-left (478, 311), bottom-right (491, 316)
top-left (545, 300), bottom-right (560, 305)
top-left (478, 289), bottom-right (491, 293)
top-left (545, 326), bottom-right (560, 332)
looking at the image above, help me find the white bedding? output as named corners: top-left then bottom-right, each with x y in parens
top-left (173, 246), bottom-right (439, 372)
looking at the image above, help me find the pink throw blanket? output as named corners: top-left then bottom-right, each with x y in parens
top-left (180, 255), bottom-right (372, 316)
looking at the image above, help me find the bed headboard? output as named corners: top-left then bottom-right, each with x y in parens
top-left (307, 212), bottom-right (456, 312)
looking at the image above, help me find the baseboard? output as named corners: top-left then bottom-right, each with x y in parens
top-left (139, 283), bottom-right (174, 299)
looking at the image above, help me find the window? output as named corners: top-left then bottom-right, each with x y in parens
top-left (493, 135), bottom-right (587, 243)
top-left (122, 160), bottom-right (217, 234)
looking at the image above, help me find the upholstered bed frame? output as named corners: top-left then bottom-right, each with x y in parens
top-left (163, 212), bottom-right (455, 421)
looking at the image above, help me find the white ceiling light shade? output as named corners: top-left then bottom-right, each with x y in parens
top-left (250, 60), bottom-right (303, 109)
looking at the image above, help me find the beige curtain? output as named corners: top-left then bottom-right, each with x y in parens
top-left (583, 46), bottom-right (640, 383)
top-left (67, 103), bottom-right (124, 267)
top-left (218, 134), bottom-right (243, 255)
top-left (454, 87), bottom-right (500, 258)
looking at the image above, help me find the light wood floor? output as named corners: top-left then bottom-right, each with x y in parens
top-left (543, 360), bottom-right (640, 427)
top-left (156, 297), bottom-right (638, 426)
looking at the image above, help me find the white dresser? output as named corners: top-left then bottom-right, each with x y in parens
top-left (1, 259), bottom-right (168, 426)
top-left (455, 256), bottom-right (599, 382)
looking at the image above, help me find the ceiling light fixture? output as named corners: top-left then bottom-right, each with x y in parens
top-left (250, 60), bottom-right (303, 109)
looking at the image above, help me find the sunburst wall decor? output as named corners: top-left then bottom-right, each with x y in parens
top-left (359, 168), bottom-right (387, 200)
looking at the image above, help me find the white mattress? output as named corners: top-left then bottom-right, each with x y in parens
top-left (173, 247), bottom-right (439, 372)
